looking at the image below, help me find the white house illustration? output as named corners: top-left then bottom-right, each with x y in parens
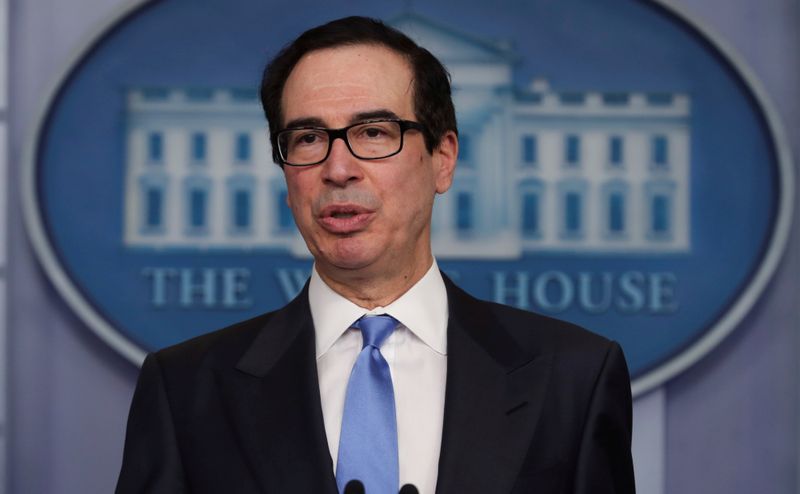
top-left (123, 13), bottom-right (690, 258)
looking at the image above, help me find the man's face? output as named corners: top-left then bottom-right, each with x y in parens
top-left (280, 44), bottom-right (456, 281)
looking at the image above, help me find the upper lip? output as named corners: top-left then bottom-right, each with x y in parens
top-left (318, 203), bottom-right (374, 218)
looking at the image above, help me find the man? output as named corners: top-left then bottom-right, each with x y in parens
top-left (117, 16), bottom-right (635, 494)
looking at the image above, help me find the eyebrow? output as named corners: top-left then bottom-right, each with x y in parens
top-left (283, 117), bottom-right (326, 129)
top-left (282, 109), bottom-right (402, 130)
top-left (350, 109), bottom-right (401, 124)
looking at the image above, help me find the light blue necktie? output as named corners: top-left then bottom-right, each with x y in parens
top-left (336, 315), bottom-right (399, 494)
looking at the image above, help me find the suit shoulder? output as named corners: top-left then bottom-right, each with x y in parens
top-left (484, 300), bottom-right (627, 387)
top-left (489, 300), bottom-right (610, 348)
top-left (152, 309), bottom-right (278, 370)
top-left (444, 274), bottom-right (611, 354)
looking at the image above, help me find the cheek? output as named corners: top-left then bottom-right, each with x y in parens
top-left (285, 191), bottom-right (314, 235)
top-left (407, 154), bottom-right (438, 197)
top-left (284, 174), bottom-right (312, 214)
top-left (284, 186), bottom-right (298, 215)
top-left (385, 162), bottom-right (436, 222)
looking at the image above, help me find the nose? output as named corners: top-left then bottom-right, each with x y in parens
top-left (321, 137), bottom-right (363, 187)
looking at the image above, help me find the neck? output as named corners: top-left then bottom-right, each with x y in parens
top-left (316, 253), bottom-right (433, 309)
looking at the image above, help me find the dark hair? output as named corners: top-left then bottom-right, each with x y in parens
top-left (260, 16), bottom-right (458, 165)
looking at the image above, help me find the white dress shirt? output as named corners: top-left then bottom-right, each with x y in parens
top-left (310, 261), bottom-right (448, 494)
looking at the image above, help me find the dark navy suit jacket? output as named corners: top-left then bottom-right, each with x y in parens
top-left (116, 275), bottom-right (635, 493)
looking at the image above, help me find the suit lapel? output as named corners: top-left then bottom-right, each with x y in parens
top-left (212, 276), bottom-right (551, 492)
top-left (220, 288), bottom-right (338, 493)
top-left (436, 278), bottom-right (553, 494)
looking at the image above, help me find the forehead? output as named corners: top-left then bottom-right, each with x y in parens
top-left (281, 44), bottom-right (415, 126)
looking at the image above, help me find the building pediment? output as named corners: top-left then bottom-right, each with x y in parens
top-left (388, 12), bottom-right (517, 64)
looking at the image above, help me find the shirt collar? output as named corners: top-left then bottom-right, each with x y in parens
top-left (309, 260), bottom-right (448, 358)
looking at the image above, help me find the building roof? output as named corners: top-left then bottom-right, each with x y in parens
top-left (387, 12), bottom-right (519, 64)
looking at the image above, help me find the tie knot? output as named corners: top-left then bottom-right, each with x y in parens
top-left (353, 315), bottom-right (398, 349)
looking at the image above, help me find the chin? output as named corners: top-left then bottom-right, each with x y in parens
top-left (319, 238), bottom-right (382, 272)
top-left (323, 254), bottom-right (380, 273)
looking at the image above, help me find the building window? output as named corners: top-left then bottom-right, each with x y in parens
top-left (228, 176), bottom-right (255, 234)
top-left (522, 135), bottom-right (537, 166)
top-left (234, 190), bottom-right (251, 230)
top-left (147, 132), bottom-right (163, 163)
top-left (145, 188), bottom-right (163, 229)
top-left (236, 133), bottom-right (251, 163)
top-left (565, 192), bottom-right (582, 234)
top-left (189, 189), bottom-right (207, 229)
top-left (609, 136), bottom-right (624, 167)
top-left (277, 189), bottom-right (293, 230)
top-left (519, 180), bottom-right (544, 238)
top-left (652, 194), bottom-right (671, 234)
top-left (601, 180), bottom-right (629, 238)
top-left (522, 192), bottom-right (540, 236)
top-left (558, 180), bottom-right (587, 239)
top-left (565, 134), bottom-right (580, 166)
top-left (608, 192), bottom-right (625, 233)
top-left (456, 192), bottom-right (473, 232)
top-left (191, 133), bottom-right (207, 163)
top-left (139, 175), bottom-right (168, 234)
top-left (183, 177), bottom-right (211, 235)
top-left (645, 180), bottom-right (675, 240)
top-left (652, 135), bottom-right (669, 167)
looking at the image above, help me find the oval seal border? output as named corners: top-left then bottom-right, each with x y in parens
top-left (21, 0), bottom-right (795, 397)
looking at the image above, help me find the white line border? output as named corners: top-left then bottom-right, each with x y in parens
top-left (19, 1), bottom-right (796, 395)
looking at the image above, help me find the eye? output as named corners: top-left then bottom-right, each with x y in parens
top-left (352, 122), bottom-right (397, 141)
top-left (300, 134), bottom-right (317, 143)
top-left (363, 126), bottom-right (387, 138)
top-left (291, 130), bottom-right (326, 147)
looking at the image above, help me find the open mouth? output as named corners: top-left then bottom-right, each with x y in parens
top-left (318, 204), bottom-right (375, 233)
top-left (320, 204), bottom-right (372, 219)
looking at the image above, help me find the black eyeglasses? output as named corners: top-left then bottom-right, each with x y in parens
top-left (275, 119), bottom-right (427, 167)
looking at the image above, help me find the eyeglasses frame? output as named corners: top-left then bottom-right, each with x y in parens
top-left (275, 119), bottom-right (428, 167)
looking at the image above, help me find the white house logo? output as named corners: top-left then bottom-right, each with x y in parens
top-left (23, 1), bottom-right (793, 396)
top-left (124, 84), bottom-right (689, 256)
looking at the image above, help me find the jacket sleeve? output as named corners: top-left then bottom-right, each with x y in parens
top-left (573, 342), bottom-right (636, 494)
top-left (116, 353), bottom-right (187, 494)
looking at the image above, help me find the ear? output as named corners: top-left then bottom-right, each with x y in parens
top-left (433, 130), bottom-right (458, 194)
